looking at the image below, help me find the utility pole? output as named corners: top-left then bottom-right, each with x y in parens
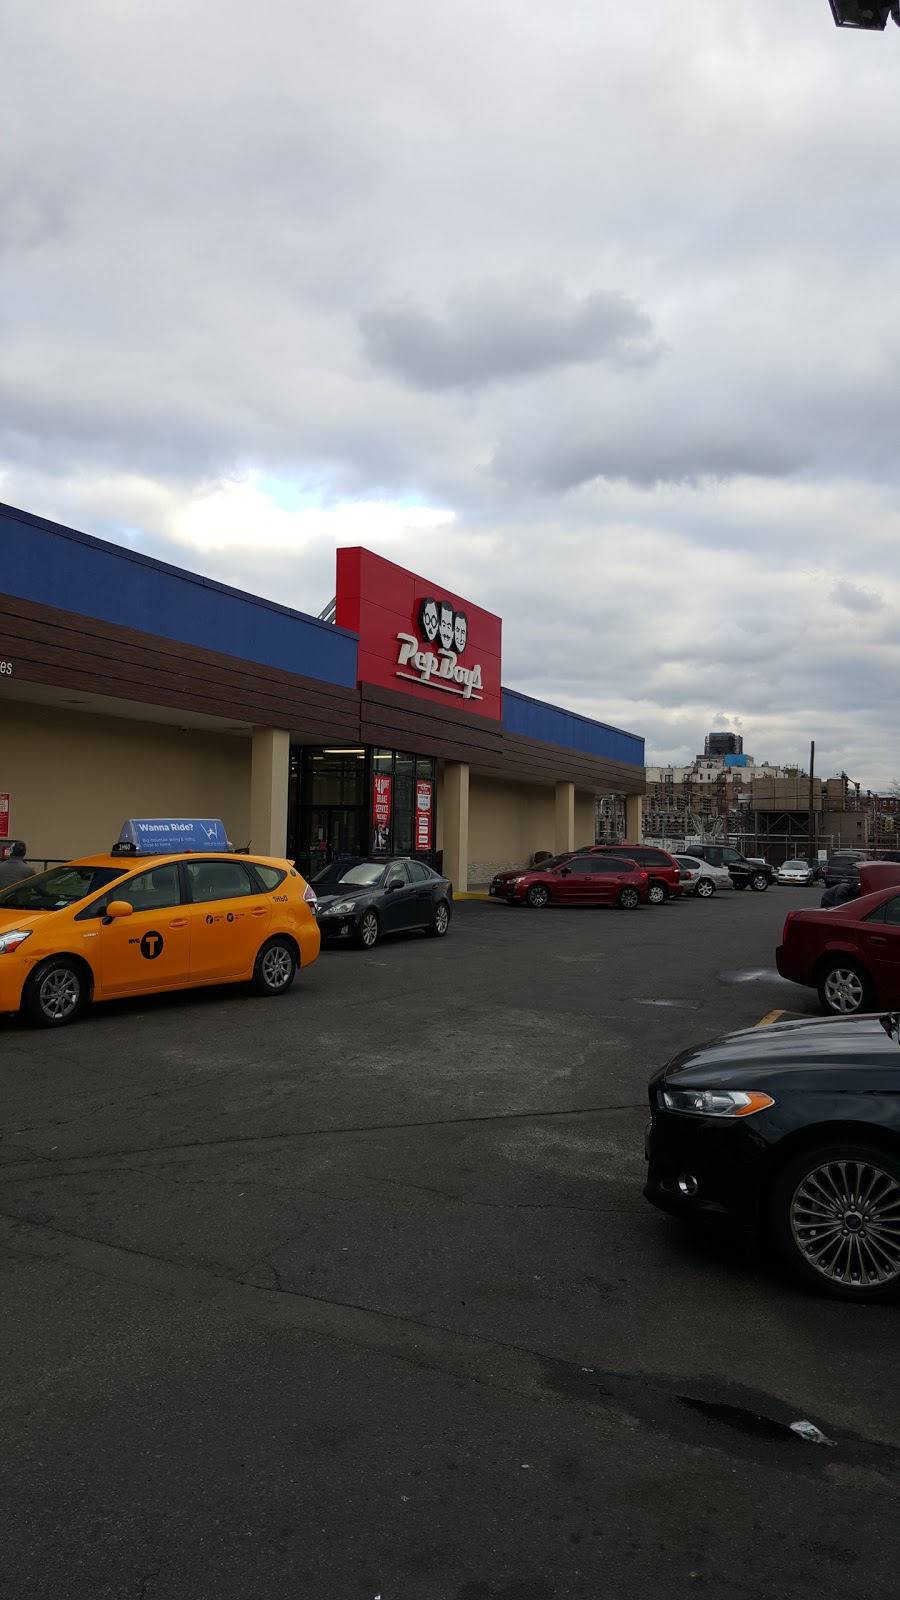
top-left (807, 741), bottom-right (816, 861)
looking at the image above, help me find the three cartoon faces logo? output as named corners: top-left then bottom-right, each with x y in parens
top-left (396, 596), bottom-right (481, 700)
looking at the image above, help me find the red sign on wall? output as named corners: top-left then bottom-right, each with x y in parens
top-left (415, 780), bottom-right (433, 852)
top-left (336, 548), bottom-right (503, 722)
top-left (373, 773), bottom-right (392, 852)
top-left (0, 795), bottom-right (9, 840)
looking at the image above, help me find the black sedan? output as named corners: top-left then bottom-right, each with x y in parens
top-left (310, 857), bottom-right (452, 949)
top-left (644, 1013), bottom-right (900, 1302)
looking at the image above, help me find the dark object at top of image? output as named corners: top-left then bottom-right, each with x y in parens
top-left (828, 0), bottom-right (900, 29)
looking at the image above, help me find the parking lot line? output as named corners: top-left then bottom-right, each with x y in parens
top-left (755, 1008), bottom-right (786, 1027)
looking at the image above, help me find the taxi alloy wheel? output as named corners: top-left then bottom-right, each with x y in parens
top-left (24, 958), bottom-right (85, 1028)
top-left (252, 938), bottom-right (297, 996)
top-left (356, 910), bottom-right (380, 949)
top-left (696, 878), bottom-right (715, 898)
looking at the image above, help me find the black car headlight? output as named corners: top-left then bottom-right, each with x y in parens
top-left (662, 1088), bottom-right (774, 1118)
top-left (327, 900), bottom-right (359, 916)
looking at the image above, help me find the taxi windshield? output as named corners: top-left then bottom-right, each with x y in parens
top-left (0, 864), bottom-right (128, 913)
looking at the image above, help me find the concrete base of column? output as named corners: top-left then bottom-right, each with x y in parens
top-left (250, 729), bottom-right (291, 857)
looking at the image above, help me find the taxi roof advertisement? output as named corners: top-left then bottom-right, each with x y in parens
top-left (118, 819), bottom-right (230, 854)
top-left (335, 547), bottom-right (503, 722)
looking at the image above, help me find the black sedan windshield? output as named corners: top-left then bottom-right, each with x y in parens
top-left (0, 864), bottom-right (128, 913)
top-left (311, 860), bottom-right (385, 888)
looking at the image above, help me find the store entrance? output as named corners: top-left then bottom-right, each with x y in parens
top-left (301, 806), bottom-right (365, 879)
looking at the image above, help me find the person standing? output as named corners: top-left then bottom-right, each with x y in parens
top-left (0, 841), bottom-right (34, 890)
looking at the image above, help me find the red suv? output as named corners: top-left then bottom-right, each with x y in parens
top-left (489, 853), bottom-right (651, 909)
top-left (589, 845), bottom-right (682, 904)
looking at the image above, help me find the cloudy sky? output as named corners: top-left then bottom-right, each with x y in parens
top-left (3, 0), bottom-right (900, 783)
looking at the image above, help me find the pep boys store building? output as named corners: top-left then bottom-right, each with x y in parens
top-left (0, 502), bottom-right (646, 890)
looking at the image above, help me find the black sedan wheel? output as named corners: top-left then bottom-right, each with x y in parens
top-left (770, 1141), bottom-right (900, 1301)
top-left (525, 885), bottom-right (550, 908)
top-left (427, 899), bottom-right (451, 937)
top-left (817, 958), bottom-right (875, 1016)
top-left (695, 878), bottom-right (715, 898)
top-left (355, 909), bottom-right (380, 948)
top-left (617, 887), bottom-right (641, 909)
top-left (23, 958), bottom-right (86, 1028)
top-left (648, 882), bottom-right (668, 905)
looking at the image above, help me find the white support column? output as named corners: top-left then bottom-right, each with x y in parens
top-left (442, 761), bottom-right (470, 895)
top-left (249, 728), bottom-right (291, 857)
top-left (554, 781), bottom-right (576, 855)
top-left (625, 793), bottom-right (644, 845)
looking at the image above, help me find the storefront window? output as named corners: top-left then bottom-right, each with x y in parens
top-left (288, 746), bottom-right (436, 870)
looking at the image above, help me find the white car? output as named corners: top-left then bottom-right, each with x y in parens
top-left (776, 857), bottom-right (818, 886)
top-left (674, 855), bottom-right (733, 898)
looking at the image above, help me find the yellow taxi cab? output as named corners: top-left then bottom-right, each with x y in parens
top-left (0, 818), bottom-right (320, 1028)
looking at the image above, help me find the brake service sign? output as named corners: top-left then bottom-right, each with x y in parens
top-left (335, 548), bottom-right (502, 721)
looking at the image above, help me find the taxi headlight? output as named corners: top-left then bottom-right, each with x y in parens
top-left (0, 929), bottom-right (33, 954)
top-left (662, 1088), bottom-right (775, 1118)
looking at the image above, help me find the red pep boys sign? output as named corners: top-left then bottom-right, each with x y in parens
top-left (335, 548), bottom-right (502, 722)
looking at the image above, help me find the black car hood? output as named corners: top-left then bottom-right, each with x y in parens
top-left (666, 1013), bottom-right (900, 1087)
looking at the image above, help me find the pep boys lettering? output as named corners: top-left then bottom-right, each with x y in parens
top-left (397, 597), bottom-right (482, 700)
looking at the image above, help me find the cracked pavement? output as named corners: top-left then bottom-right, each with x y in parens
top-left (2, 890), bottom-right (899, 1598)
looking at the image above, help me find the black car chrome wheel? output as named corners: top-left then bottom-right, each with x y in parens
top-left (428, 899), bottom-right (451, 937)
top-left (355, 909), bottom-right (380, 948)
top-left (525, 885), bottom-right (550, 908)
top-left (770, 1142), bottom-right (900, 1301)
top-left (750, 873), bottom-right (769, 892)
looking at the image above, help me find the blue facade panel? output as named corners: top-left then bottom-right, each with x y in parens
top-left (502, 688), bottom-right (644, 769)
top-left (0, 502), bottom-right (359, 689)
top-left (723, 753), bottom-right (748, 768)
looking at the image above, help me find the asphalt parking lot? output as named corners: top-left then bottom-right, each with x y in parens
top-left (3, 884), bottom-right (899, 1599)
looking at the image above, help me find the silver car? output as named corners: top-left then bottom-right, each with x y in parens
top-left (674, 855), bottom-right (733, 898)
top-left (776, 857), bottom-right (818, 886)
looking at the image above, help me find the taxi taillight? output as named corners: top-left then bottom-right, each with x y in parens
top-left (303, 883), bottom-right (318, 907)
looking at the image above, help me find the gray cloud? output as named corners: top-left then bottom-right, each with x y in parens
top-left (831, 580), bottom-right (885, 613)
top-left (359, 282), bottom-right (661, 390)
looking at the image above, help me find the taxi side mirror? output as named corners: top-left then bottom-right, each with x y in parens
top-left (104, 900), bottom-right (134, 922)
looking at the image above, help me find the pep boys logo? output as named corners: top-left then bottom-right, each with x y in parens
top-left (395, 596), bottom-right (483, 701)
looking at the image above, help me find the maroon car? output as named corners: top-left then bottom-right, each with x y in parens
top-left (489, 853), bottom-right (651, 909)
top-left (776, 863), bottom-right (900, 1015)
top-left (587, 844), bottom-right (683, 904)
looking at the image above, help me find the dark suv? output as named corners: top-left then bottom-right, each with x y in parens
top-left (822, 849), bottom-right (873, 891)
top-left (685, 844), bottom-right (774, 891)
top-left (589, 845), bottom-right (682, 904)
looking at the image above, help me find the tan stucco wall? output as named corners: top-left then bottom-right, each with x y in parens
top-left (1, 702), bottom-right (252, 863)
top-left (466, 775), bottom-right (597, 885)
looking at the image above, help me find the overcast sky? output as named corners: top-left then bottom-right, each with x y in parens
top-left (3, 1), bottom-right (900, 784)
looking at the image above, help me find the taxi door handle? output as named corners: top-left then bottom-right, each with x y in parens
top-left (169, 918), bottom-right (189, 929)
top-left (251, 907), bottom-right (268, 916)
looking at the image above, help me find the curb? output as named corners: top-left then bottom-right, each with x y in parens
top-left (453, 891), bottom-right (492, 901)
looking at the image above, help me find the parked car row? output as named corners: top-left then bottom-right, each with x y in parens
top-left (490, 842), bottom-right (780, 908)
